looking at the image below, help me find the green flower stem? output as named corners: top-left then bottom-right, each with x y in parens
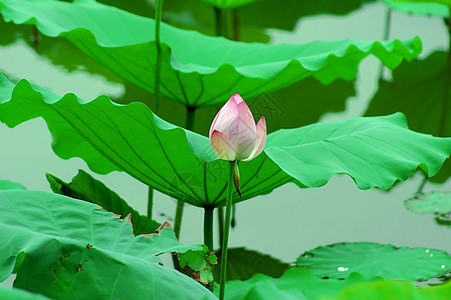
top-left (219, 160), bottom-right (236, 300)
top-left (218, 207), bottom-right (224, 247)
top-left (146, 188), bottom-right (153, 218)
top-left (147, 0), bottom-right (164, 219)
top-left (214, 6), bottom-right (223, 37)
top-left (379, 7), bottom-right (391, 79)
top-left (172, 106), bottom-right (196, 270)
top-left (439, 10), bottom-right (451, 137)
top-left (203, 206), bottom-right (214, 251)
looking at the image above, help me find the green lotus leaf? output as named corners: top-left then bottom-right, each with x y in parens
top-left (46, 170), bottom-right (161, 235)
top-left (318, 280), bottom-right (451, 300)
top-left (383, 0), bottom-right (449, 17)
top-left (0, 179), bottom-right (26, 190)
top-left (0, 286), bottom-right (50, 300)
top-left (213, 248), bottom-right (289, 281)
top-left (0, 0), bottom-right (422, 107)
top-left (365, 51), bottom-right (451, 182)
top-left (1, 73), bottom-right (450, 207)
top-left (296, 242), bottom-right (451, 280)
top-left (405, 191), bottom-right (451, 214)
top-left (222, 267), bottom-right (376, 300)
top-left (396, 0), bottom-right (451, 6)
top-left (0, 189), bottom-right (215, 299)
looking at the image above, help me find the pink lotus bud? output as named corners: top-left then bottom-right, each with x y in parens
top-left (209, 93), bottom-right (266, 162)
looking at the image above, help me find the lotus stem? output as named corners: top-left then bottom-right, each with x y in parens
top-left (214, 6), bottom-right (223, 37)
top-left (439, 9), bottom-right (451, 137)
top-left (219, 160), bottom-right (236, 300)
top-left (203, 206), bottom-right (214, 251)
top-left (147, 0), bottom-right (164, 220)
top-left (171, 106), bottom-right (196, 270)
top-left (218, 207), bottom-right (224, 247)
top-left (378, 7), bottom-right (391, 79)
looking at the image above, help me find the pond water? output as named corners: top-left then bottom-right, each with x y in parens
top-left (0, 1), bottom-right (450, 286)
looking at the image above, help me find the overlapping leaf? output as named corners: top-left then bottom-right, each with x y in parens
top-left (296, 242), bottom-right (451, 280)
top-left (0, 0), bottom-right (422, 107)
top-left (383, 0), bottom-right (449, 17)
top-left (0, 190), bottom-right (215, 299)
top-left (46, 170), bottom-right (161, 235)
top-left (1, 74), bottom-right (450, 207)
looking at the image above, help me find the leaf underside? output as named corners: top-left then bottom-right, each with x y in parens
top-left (0, 0), bottom-right (422, 107)
top-left (0, 73), bottom-right (450, 207)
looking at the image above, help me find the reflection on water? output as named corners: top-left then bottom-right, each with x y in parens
top-left (0, 1), bottom-right (450, 286)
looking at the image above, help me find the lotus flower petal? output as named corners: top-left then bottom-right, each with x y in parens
top-left (209, 93), bottom-right (266, 162)
top-left (210, 130), bottom-right (237, 161)
top-left (243, 116), bottom-right (266, 162)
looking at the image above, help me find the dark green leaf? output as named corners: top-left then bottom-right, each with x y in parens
top-left (213, 248), bottom-right (289, 281)
top-left (0, 0), bottom-right (422, 107)
top-left (46, 170), bottom-right (161, 235)
top-left (297, 242), bottom-right (451, 280)
top-left (0, 190), bottom-right (215, 299)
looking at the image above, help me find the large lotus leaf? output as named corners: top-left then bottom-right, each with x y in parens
top-left (46, 170), bottom-right (161, 235)
top-left (222, 267), bottom-right (376, 300)
top-left (383, 0), bottom-right (449, 17)
top-left (296, 242), bottom-right (451, 280)
top-left (405, 191), bottom-right (451, 214)
top-left (200, 0), bottom-right (257, 9)
top-left (1, 74), bottom-right (451, 207)
top-left (213, 248), bottom-right (289, 281)
top-left (0, 0), bottom-right (422, 108)
top-left (397, 0), bottom-right (451, 6)
top-left (0, 190), bottom-right (215, 299)
top-left (0, 286), bottom-right (50, 300)
top-left (0, 179), bottom-right (26, 190)
top-left (365, 51), bottom-right (451, 183)
top-left (319, 280), bottom-right (451, 300)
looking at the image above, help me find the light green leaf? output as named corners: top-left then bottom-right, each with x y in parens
top-left (213, 248), bottom-right (289, 281)
top-left (180, 244), bottom-right (218, 284)
top-left (319, 280), bottom-right (451, 300)
top-left (365, 51), bottom-right (451, 183)
top-left (0, 286), bottom-right (50, 300)
top-left (46, 170), bottom-right (161, 235)
top-left (0, 0), bottom-right (422, 107)
top-left (200, 0), bottom-right (257, 9)
top-left (296, 242), bottom-right (451, 280)
top-left (0, 190), bottom-right (215, 299)
top-left (1, 73), bottom-right (450, 207)
top-left (383, 0), bottom-right (449, 17)
top-left (222, 267), bottom-right (375, 300)
top-left (0, 179), bottom-right (26, 190)
top-left (405, 191), bottom-right (451, 214)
